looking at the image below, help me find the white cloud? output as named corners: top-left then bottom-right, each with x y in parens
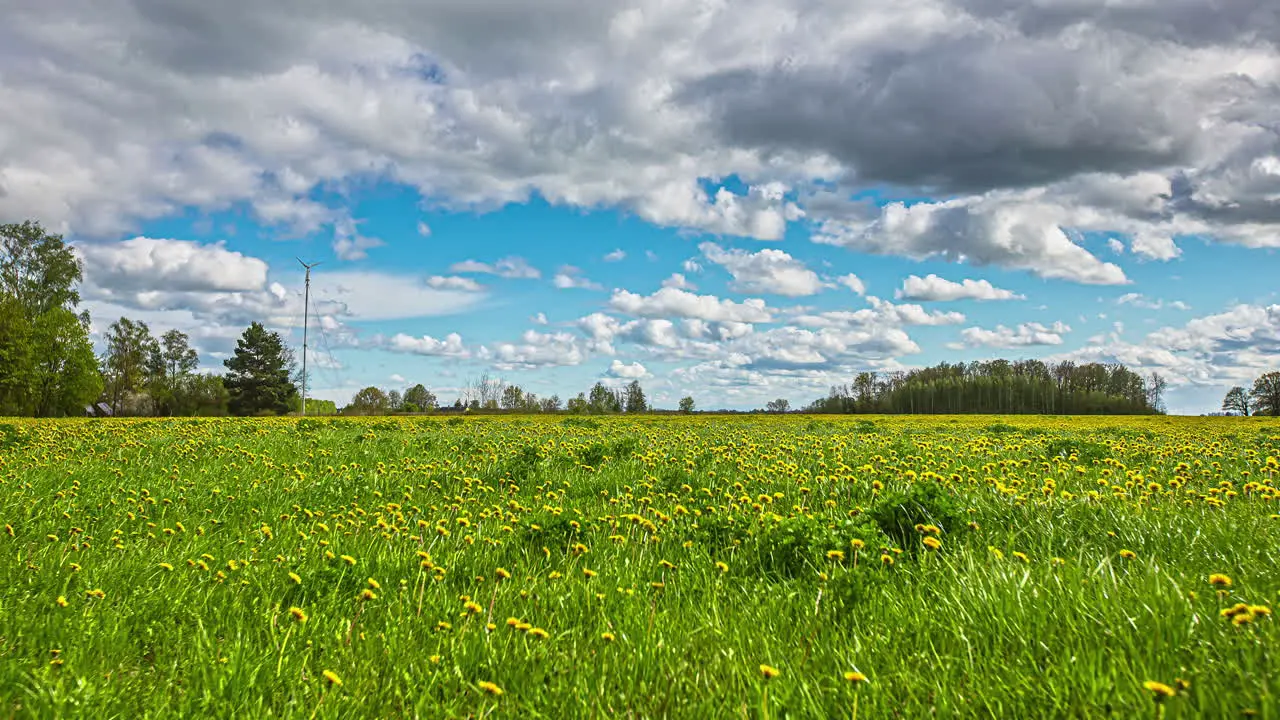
top-left (450, 256), bottom-right (541, 279)
top-left (332, 218), bottom-right (384, 261)
top-left (531, 312), bottom-right (549, 325)
top-left (957, 322), bottom-right (1071, 348)
top-left (416, 221), bottom-right (432, 237)
top-left (661, 273), bottom-right (697, 290)
top-left (836, 274), bottom-right (866, 295)
top-left (608, 360), bottom-right (650, 379)
top-left (813, 192), bottom-right (1130, 285)
top-left (895, 274), bottom-right (1024, 302)
top-left (793, 297), bottom-right (965, 329)
top-left (1107, 238), bottom-right (1126, 254)
top-left (1130, 232), bottom-right (1182, 261)
top-left (484, 330), bottom-right (590, 370)
top-left (77, 237), bottom-right (267, 293)
top-left (1116, 293), bottom-right (1191, 311)
top-left (603, 249), bottom-right (627, 262)
top-left (553, 265), bottom-right (604, 290)
top-left (426, 275), bottom-right (484, 292)
top-left (609, 287), bottom-right (773, 323)
top-left (389, 373), bottom-right (406, 383)
top-left (699, 242), bottom-right (828, 297)
top-left (385, 332), bottom-right (470, 358)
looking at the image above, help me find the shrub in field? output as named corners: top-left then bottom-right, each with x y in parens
top-left (868, 481), bottom-right (964, 550)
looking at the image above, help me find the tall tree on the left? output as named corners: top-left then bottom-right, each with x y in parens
top-left (223, 322), bottom-right (298, 416)
top-left (0, 221), bottom-right (101, 416)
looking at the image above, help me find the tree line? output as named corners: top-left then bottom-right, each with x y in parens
top-left (343, 375), bottom-right (689, 416)
top-left (806, 359), bottom-right (1167, 415)
top-left (1, 220), bottom-right (311, 417)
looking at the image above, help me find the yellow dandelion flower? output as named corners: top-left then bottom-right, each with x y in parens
top-left (529, 627), bottom-right (550, 639)
top-left (759, 664), bottom-right (781, 680)
top-left (1208, 573), bottom-right (1232, 587)
top-left (826, 550), bottom-right (846, 561)
top-left (1142, 680), bottom-right (1175, 701)
top-left (55, 595), bottom-right (68, 607)
top-left (359, 589), bottom-right (377, 601)
top-left (601, 632), bottom-right (616, 642)
top-left (843, 671), bottom-right (868, 684)
top-left (159, 562), bottom-right (174, 571)
top-left (340, 555), bottom-right (356, 566)
top-left (715, 561), bottom-right (729, 573)
top-left (289, 606), bottom-right (307, 623)
top-left (583, 568), bottom-right (597, 578)
top-left (495, 567), bottom-right (511, 580)
top-left (880, 554), bottom-right (894, 566)
top-left (288, 572), bottom-right (302, 585)
top-left (478, 680), bottom-right (503, 696)
top-left (367, 578), bottom-right (381, 590)
top-left (922, 537), bottom-right (941, 551)
top-left (322, 670), bottom-right (342, 686)
top-left (1119, 549), bottom-right (1136, 559)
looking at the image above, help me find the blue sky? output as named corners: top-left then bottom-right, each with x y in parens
top-left (5, 1), bottom-right (1280, 413)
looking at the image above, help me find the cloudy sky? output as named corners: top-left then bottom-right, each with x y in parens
top-left (4, 0), bottom-right (1280, 412)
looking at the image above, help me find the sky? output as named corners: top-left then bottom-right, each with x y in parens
top-left (3, 1), bottom-right (1280, 413)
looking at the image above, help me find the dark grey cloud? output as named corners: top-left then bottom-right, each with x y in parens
top-left (685, 34), bottom-right (1202, 194)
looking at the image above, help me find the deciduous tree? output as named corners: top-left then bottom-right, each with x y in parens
top-left (1222, 386), bottom-right (1250, 416)
top-left (1251, 372), bottom-right (1280, 417)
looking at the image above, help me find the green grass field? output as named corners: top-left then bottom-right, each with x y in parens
top-left (1, 415), bottom-right (1277, 718)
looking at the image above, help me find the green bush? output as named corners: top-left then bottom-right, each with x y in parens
top-left (868, 481), bottom-right (964, 550)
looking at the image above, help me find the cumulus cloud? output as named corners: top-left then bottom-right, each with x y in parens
top-left (957, 321), bottom-right (1071, 348)
top-left (608, 287), bottom-right (773, 323)
top-left (603, 249), bottom-right (626, 262)
top-left (1116, 293), bottom-right (1190, 311)
top-left (836, 274), bottom-right (866, 295)
top-left (484, 330), bottom-right (590, 370)
top-left (331, 219), bottom-right (384, 261)
top-left (699, 242), bottom-right (829, 296)
top-left (2, 0), bottom-right (1279, 287)
top-left (813, 192), bottom-right (1130, 285)
top-left (552, 266), bottom-right (604, 290)
top-left (661, 273), bottom-right (697, 290)
top-left (608, 359), bottom-right (650, 378)
top-left (896, 274), bottom-right (1024, 302)
top-left (385, 332), bottom-right (470, 358)
top-left (77, 237), bottom-right (267, 294)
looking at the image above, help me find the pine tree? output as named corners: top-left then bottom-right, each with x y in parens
top-left (223, 322), bottom-right (298, 416)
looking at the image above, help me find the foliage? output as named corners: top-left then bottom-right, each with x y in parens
top-left (1250, 372), bottom-right (1280, 417)
top-left (223, 322), bottom-right (298, 416)
top-left (808, 360), bottom-right (1162, 415)
top-left (867, 481), bottom-right (965, 550)
top-left (0, 221), bottom-right (100, 416)
top-left (678, 395), bottom-right (695, 413)
top-left (403, 384), bottom-right (438, 411)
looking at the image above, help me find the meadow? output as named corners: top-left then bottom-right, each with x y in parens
top-left (0, 414), bottom-right (1277, 718)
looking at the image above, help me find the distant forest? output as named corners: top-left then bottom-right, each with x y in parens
top-left (806, 360), bottom-right (1167, 415)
